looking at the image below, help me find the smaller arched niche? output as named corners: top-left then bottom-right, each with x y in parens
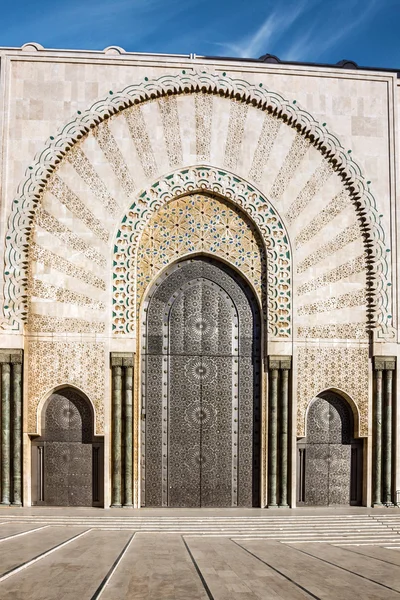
top-left (31, 387), bottom-right (103, 506)
top-left (297, 391), bottom-right (363, 506)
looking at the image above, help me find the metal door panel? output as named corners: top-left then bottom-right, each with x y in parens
top-left (328, 444), bottom-right (351, 505)
top-left (168, 355), bottom-right (201, 507)
top-left (144, 258), bottom-right (260, 508)
top-left (144, 355), bottom-right (164, 507)
top-left (200, 356), bottom-right (233, 507)
top-left (41, 390), bottom-right (93, 507)
top-left (304, 394), bottom-right (357, 506)
top-left (68, 443), bottom-right (93, 506)
top-left (44, 441), bottom-right (69, 506)
top-left (305, 444), bottom-right (329, 506)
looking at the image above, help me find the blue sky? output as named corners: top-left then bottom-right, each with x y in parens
top-left (1, 0), bottom-right (399, 68)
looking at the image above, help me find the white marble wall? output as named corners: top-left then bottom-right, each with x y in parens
top-left (0, 45), bottom-right (398, 506)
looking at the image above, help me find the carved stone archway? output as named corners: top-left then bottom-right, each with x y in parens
top-left (1, 70), bottom-right (393, 340)
top-left (113, 168), bottom-right (291, 340)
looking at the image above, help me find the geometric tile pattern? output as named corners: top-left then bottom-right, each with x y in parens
top-left (137, 193), bottom-right (264, 321)
top-left (27, 340), bottom-right (106, 435)
top-left (296, 346), bottom-right (369, 437)
top-left (113, 167), bottom-right (292, 339)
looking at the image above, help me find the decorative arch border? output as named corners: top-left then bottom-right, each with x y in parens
top-left (113, 166), bottom-right (291, 338)
top-left (1, 69), bottom-right (393, 339)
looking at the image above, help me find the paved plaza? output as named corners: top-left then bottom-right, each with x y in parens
top-left (0, 509), bottom-right (400, 599)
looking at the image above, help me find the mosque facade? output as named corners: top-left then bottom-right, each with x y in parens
top-left (0, 43), bottom-right (399, 508)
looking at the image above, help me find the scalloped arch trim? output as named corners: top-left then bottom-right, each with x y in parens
top-left (113, 166), bottom-right (291, 338)
top-left (2, 69), bottom-right (393, 338)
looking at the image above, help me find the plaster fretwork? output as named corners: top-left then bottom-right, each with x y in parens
top-left (1, 71), bottom-right (392, 341)
top-left (114, 167), bottom-right (291, 339)
top-left (27, 341), bottom-right (106, 435)
top-left (297, 347), bottom-right (369, 437)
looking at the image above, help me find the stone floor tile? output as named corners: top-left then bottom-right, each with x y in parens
top-left (240, 540), bottom-right (400, 600)
top-left (290, 542), bottom-right (400, 592)
top-left (336, 544), bottom-right (400, 566)
top-left (0, 523), bottom-right (47, 539)
top-left (0, 530), bottom-right (132, 600)
top-left (186, 537), bottom-right (311, 599)
top-left (0, 525), bottom-right (87, 577)
top-left (100, 533), bottom-right (208, 600)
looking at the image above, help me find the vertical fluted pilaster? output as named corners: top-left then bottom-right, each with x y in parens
top-left (111, 353), bottom-right (135, 509)
top-left (124, 364), bottom-right (134, 507)
top-left (11, 361), bottom-right (22, 506)
top-left (383, 367), bottom-right (394, 505)
top-left (1, 363), bottom-right (11, 505)
top-left (111, 364), bottom-right (122, 507)
top-left (268, 359), bottom-right (279, 507)
top-left (373, 365), bottom-right (383, 506)
top-left (279, 364), bottom-right (290, 507)
top-left (373, 356), bottom-right (396, 507)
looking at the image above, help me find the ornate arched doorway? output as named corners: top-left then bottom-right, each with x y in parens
top-left (31, 388), bottom-right (103, 506)
top-left (297, 392), bottom-right (363, 506)
top-left (141, 257), bottom-right (261, 507)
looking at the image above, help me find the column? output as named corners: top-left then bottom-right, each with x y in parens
top-left (268, 358), bottom-right (279, 507)
top-left (0, 363), bottom-right (11, 505)
top-left (373, 356), bottom-right (396, 507)
top-left (373, 365), bottom-right (383, 506)
top-left (111, 362), bottom-right (122, 507)
top-left (382, 358), bottom-right (396, 505)
top-left (124, 362), bottom-right (134, 507)
top-left (11, 359), bottom-right (23, 506)
top-left (279, 360), bottom-right (291, 507)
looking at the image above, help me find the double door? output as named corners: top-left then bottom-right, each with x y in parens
top-left (143, 259), bottom-right (260, 507)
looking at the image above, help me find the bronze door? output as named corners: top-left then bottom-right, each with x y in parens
top-left (35, 390), bottom-right (94, 506)
top-left (143, 258), bottom-right (260, 507)
top-left (302, 393), bottom-right (362, 506)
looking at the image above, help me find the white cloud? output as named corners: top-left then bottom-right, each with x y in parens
top-left (216, 1), bottom-right (311, 58)
top-left (281, 0), bottom-right (381, 62)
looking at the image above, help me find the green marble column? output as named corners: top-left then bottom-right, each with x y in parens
top-left (373, 366), bottom-right (383, 506)
top-left (1, 363), bottom-right (11, 505)
top-left (11, 361), bottom-right (22, 506)
top-left (279, 363), bottom-right (290, 507)
top-left (124, 364), bottom-right (134, 507)
top-left (268, 358), bottom-right (279, 508)
top-left (383, 367), bottom-right (394, 505)
top-left (111, 364), bottom-right (122, 508)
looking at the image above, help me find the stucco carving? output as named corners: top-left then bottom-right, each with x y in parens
top-left (296, 346), bottom-right (369, 437)
top-left (1, 70), bottom-right (392, 339)
top-left (27, 341), bottom-right (106, 435)
top-left (112, 166), bottom-right (292, 339)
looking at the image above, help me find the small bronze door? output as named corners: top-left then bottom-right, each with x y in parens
top-left (32, 389), bottom-right (97, 506)
top-left (143, 258), bottom-right (261, 507)
top-left (299, 393), bottom-right (362, 506)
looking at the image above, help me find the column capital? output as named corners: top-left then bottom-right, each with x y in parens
top-left (268, 355), bottom-right (292, 370)
top-left (373, 356), bottom-right (396, 371)
top-left (0, 349), bottom-right (23, 364)
top-left (110, 352), bottom-right (135, 368)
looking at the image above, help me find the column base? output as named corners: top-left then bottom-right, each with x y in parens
top-left (0, 502), bottom-right (10, 506)
top-left (372, 502), bottom-right (383, 507)
top-left (278, 504), bottom-right (289, 508)
top-left (110, 503), bottom-right (122, 508)
top-left (123, 503), bottom-right (134, 508)
top-left (267, 503), bottom-right (278, 508)
top-left (11, 502), bottom-right (22, 507)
